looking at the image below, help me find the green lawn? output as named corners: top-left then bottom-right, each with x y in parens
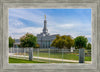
top-left (16, 50), bottom-right (91, 61)
top-left (33, 52), bottom-right (91, 61)
top-left (9, 57), bottom-right (45, 63)
top-left (9, 57), bottom-right (77, 63)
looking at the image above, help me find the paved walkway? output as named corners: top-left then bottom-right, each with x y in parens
top-left (9, 53), bottom-right (91, 64)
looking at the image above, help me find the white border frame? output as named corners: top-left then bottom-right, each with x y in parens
top-left (2, 3), bottom-right (97, 70)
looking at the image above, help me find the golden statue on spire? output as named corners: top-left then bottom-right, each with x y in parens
top-left (44, 14), bottom-right (46, 20)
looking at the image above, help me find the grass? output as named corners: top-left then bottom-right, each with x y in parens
top-left (9, 57), bottom-right (45, 63)
top-left (33, 52), bottom-right (91, 61)
top-left (14, 49), bottom-right (91, 61)
top-left (9, 57), bottom-right (78, 63)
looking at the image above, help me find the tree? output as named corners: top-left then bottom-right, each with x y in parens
top-left (51, 35), bottom-right (62, 48)
top-left (74, 36), bottom-right (88, 63)
top-left (66, 36), bottom-right (74, 49)
top-left (20, 33), bottom-right (37, 48)
top-left (51, 35), bottom-right (68, 49)
top-left (51, 35), bottom-right (74, 49)
top-left (9, 36), bottom-right (15, 48)
top-left (86, 43), bottom-right (91, 49)
top-left (74, 36), bottom-right (88, 48)
top-left (20, 33), bottom-right (37, 61)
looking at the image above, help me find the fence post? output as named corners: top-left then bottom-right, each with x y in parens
top-left (37, 48), bottom-right (39, 61)
top-left (17, 48), bottom-right (18, 58)
top-left (13, 48), bottom-right (14, 54)
top-left (11, 48), bottom-right (13, 56)
top-left (29, 48), bottom-right (33, 61)
top-left (24, 48), bottom-right (25, 59)
top-left (48, 48), bottom-right (50, 63)
top-left (12, 47), bottom-right (14, 53)
top-left (9, 48), bottom-right (10, 53)
top-left (79, 48), bottom-right (85, 63)
top-left (10, 48), bottom-right (12, 54)
top-left (62, 49), bottom-right (64, 63)
top-left (11, 48), bottom-right (13, 53)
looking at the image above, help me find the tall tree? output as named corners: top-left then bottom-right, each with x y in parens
top-left (9, 36), bottom-right (15, 48)
top-left (74, 36), bottom-right (88, 48)
top-left (20, 33), bottom-right (37, 48)
top-left (51, 35), bottom-right (74, 49)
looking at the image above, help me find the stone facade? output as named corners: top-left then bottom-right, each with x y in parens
top-left (37, 15), bottom-right (59, 48)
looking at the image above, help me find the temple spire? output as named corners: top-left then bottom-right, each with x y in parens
top-left (43, 15), bottom-right (48, 34)
top-left (44, 14), bottom-right (46, 20)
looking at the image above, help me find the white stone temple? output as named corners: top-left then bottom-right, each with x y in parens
top-left (37, 15), bottom-right (59, 48)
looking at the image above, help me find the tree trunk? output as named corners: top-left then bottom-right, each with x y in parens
top-left (79, 48), bottom-right (85, 63)
top-left (29, 48), bottom-right (33, 61)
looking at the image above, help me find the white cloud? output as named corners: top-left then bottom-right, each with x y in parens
top-left (85, 35), bottom-right (91, 38)
top-left (58, 24), bottom-right (74, 28)
top-left (9, 27), bottom-right (42, 39)
top-left (9, 9), bottom-right (45, 25)
top-left (9, 19), bottom-right (24, 27)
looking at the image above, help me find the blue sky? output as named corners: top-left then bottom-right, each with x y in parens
top-left (9, 8), bottom-right (91, 42)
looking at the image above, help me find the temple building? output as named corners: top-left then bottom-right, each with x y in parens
top-left (37, 15), bottom-right (59, 48)
top-left (13, 15), bottom-right (75, 51)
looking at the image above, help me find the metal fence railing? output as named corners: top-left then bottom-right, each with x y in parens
top-left (9, 48), bottom-right (91, 63)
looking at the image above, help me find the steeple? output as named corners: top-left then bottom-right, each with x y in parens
top-left (43, 15), bottom-right (48, 34)
top-left (44, 14), bottom-right (46, 20)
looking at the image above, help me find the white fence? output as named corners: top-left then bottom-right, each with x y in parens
top-left (9, 48), bottom-right (91, 63)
